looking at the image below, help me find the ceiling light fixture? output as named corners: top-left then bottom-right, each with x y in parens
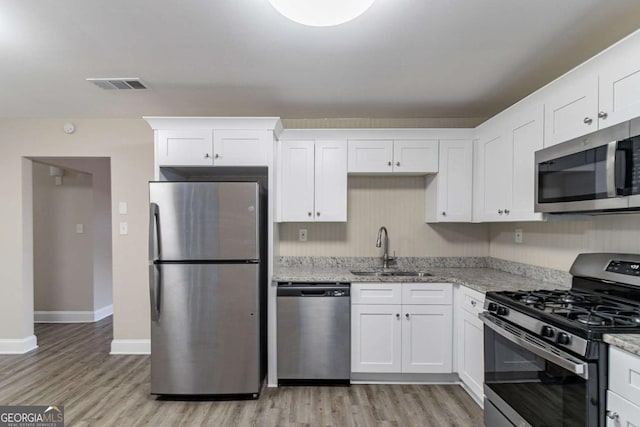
top-left (268, 0), bottom-right (376, 27)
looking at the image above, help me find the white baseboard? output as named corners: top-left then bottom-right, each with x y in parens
top-left (110, 339), bottom-right (150, 355)
top-left (35, 304), bottom-right (113, 323)
top-left (0, 335), bottom-right (38, 354)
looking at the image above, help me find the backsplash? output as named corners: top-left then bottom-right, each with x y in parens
top-left (278, 176), bottom-right (490, 257)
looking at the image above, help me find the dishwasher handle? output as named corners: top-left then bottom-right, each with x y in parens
top-left (277, 284), bottom-right (350, 297)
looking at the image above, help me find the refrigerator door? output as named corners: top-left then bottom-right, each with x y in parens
top-left (150, 263), bottom-right (261, 395)
top-left (149, 182), bottom-right (259, 261)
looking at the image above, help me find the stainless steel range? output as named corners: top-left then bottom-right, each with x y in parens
top-left (481, 253), bottom-right (640, 427)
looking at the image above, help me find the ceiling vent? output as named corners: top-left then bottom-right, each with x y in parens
top-left (86, 77), bottom-right (149, 90)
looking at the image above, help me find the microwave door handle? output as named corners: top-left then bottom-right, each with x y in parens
top-left (479, 313), bottom-right (589, 380)
top-left (606, 141), bottom-right (618, 197)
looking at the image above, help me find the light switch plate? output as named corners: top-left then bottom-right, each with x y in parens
top-left (119, 222), bottom-right (128, 235)
top-left (119, 201), bottom-right (128, 215)
top-left (299, 229), bottom-right (307, 242)
top-left (76, 223), bottom-right (84, 234)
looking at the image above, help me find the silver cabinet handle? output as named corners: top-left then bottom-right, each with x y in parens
top-left (204, 153), bottom-right (210, 158)
top-left (387, 161), bottom-right (392, 166)
top-left (396, 313), bottom-right (400, 319)
top-left (316, 212), bottom-right (320, 217)
top-left (606, 411), bottom-right (619, 420)
top-left (396, 161), bottom-right (400, 167)
top-left (442, 211), bottom-right (446, 216)
top-left (504, 209), bottom-right (510, 215)
top-left (405, 313), bottom-right (410, 319)
top-left (308, 212), bottom-right (312, 217)
top-left (583, 117), bottom-right (593, 125)
top-left (498, 209), bottom-right (504, 215)
top-left (598, 111), bottom-right (608, 119)
top-left (214, 153), bottom-right (220, 159)
top-left (471, 300), bottom-right (477, 307)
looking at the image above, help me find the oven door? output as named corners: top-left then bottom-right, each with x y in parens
top-left (481, 313), bottom-right (601, 427)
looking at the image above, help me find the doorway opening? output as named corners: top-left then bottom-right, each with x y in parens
top-left (30, 157), bottom-right (112, 351)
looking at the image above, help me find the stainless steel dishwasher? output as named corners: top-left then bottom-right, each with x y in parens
top-left (277, 282), bottom-right (350, 384)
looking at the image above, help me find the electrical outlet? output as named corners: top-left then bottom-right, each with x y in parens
top-left (119, 222), bottom-right (128, 235)
top-left (514, 229), bottom-right (523, 244)
top-left (299, 229), bottom-right (308, 242)
top-left (75, 223), bottom-right (84, 234)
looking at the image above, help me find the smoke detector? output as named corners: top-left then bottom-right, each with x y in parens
top-left (86, 77), bottom-right (149, 90)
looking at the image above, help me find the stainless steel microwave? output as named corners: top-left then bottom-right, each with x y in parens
top-left (535, 118), bottom-right (640, 213)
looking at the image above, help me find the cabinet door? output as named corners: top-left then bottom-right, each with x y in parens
top-left (213, 130), bottom-right (269, 166)
top-left (348, 140), bottom-right (393, 173)
top-left (606, 391), bottom-right (640, 427)
top-left (402, 305), bottom-right (453, 373)
top-left (458, 309), bottom-right (484, 401)
top-left (157, 129), bottom-right (214, 166)
top-left (393, 140), bottom-right (439, 173)
top-left (508, 102), bottom-right (544, 221)
top-left (314, 141), bottom-right (347, 222)
top-left (351, 304), bottom-right (402, 373)
top-left (280, 141), bottom-right (315, 222)
top-left (599, 33), bottom-right (640, 128)
top-left (544, 71), bottom-right (599, 147)
top-left (477, 127), bottom-right (511, 221)
top-left (436, 140), bottom-right (472, 221)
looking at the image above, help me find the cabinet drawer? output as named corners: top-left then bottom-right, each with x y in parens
top-left (606, 390), bottom-right (640, 426)
top-left (351, 282), bottom-right (402, 305)
top-left (401, 283), bottom-right (452, 305)
top-left (460, 285), bottom-right (485, 316)
top-left (609, 346), bottom-right (640, 405)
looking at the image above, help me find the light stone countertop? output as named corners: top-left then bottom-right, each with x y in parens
top-left (604, 334), bottom-right (640, 357)
top-left (272, 266), bottom-right (568, 294)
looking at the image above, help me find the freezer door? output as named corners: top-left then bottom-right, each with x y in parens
top-left (150, 263), bottom-right (261, 395)
top-left (149, 182), bottom-right (259, 261)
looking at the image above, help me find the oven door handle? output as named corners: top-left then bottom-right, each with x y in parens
top-left (480, 312), bottom-right (589, 380)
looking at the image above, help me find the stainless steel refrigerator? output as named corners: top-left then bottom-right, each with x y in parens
top-left (149, 181), bottom-right (266, 397)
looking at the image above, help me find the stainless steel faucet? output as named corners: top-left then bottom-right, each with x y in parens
top-left (376, 226), bottom-right (390, 269)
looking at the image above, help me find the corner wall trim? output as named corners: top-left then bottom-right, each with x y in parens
top-left (34, 305), bottom-right (113, 323)
top-left (0, 335), bottom-right (38, 354)
top-left (110, 339), bottom-right (150, 355)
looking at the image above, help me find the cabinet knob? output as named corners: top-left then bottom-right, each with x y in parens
top-left (387, 161), bottom-right (392, 167)
top-left (308, 212), bottom-right (312, 217)
top-left (396, 313), bottom-right (400, 319)
top-left (598, 111), bottom-right (608, 120)
top-left (316, 212), bottom-right (320, 217)
top-left (583, 117), bottom-right (593, 125)
top-left (396, 161), bottom-right (400, 167)
top-left (442, 211), bottom-right (446, 216)
top-left (606, 411), bottom-right (619, 420)
top-left (471, 300), bottom-right (477, 307)
top-left (214, 153), bottom-right (220, 159)
top-left (498, 209), bottom-right (504, 215)
top-left (204, 153), bottom-right (210, 158)
top-left (504, 209), bottom-right (510, 215)
top-left (405, 313), bottom-right (410, 319)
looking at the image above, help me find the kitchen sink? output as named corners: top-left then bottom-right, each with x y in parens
top-left (350, 270), bottom-right (432, 277)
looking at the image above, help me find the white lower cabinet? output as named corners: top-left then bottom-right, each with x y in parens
top-left (607, 346), bottom-right (640, 425)
top-left (351, 282), bottom-right (453, 374)
top-left (456, 286), bottom-right (485, 403)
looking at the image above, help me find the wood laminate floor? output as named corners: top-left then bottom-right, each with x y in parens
top-left (0, 318), bottom-right (483, 426)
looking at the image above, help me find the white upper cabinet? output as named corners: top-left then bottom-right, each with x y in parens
top-left (157, 129), bottom-right (214, 166)
top-left (212, 130), bottom-right (269, 166)
top-left (474, 100), bottom-right (544, 222)
top-left (544, 31), bottom-right (640, 147)
top-left (425, 140), bottom-right (473, 223)
top-left (544, 69), bottom-right (599, 147)
top-left (279, 140), bottom-right (347, 222)
top-left (348, 139), bottom-right (438, 174)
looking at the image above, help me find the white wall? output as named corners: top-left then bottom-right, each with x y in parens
top-left (33, 163), bottom-right (94, 311)
top-left (279, 176), bottom-right (489, 257)
top-left (0, 118), bottom-right (152, 347)
top-left (489, 214), bottom-right (640, 271)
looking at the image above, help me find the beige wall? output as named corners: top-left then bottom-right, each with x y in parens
top-left (33, 163), bottom-right (94, 311)
top-left (489, 214), bottom-right (640, 271)
top-left (0, 118), bottom-right (153, 341)
top-left (279, 176), bottom-right (490, 257)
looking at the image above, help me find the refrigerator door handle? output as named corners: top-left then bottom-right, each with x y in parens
top-left (149, 264), bottom-right (161, 321)
top-left (149, 202), bottom-right (160, 261)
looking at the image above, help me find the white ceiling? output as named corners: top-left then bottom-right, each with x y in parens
top-left (2, 0), bottom-right (640, 120)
